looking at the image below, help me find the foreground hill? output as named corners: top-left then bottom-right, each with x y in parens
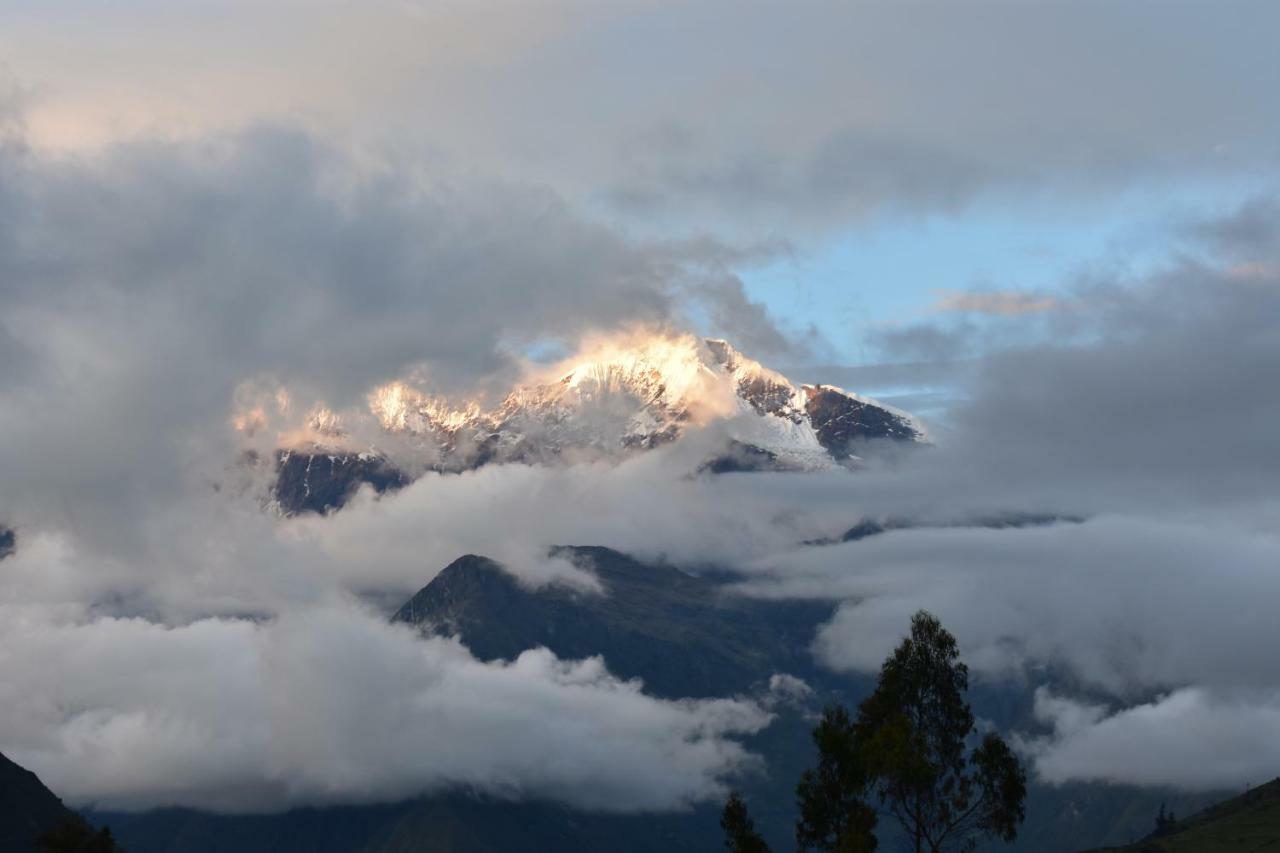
top-left (1087, 777), bottom-right (1280, 852)
top-left (0, 751), bottom-right (115, 851)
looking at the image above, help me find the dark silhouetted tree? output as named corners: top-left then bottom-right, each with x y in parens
top-left (854, 610), bottom-right (1025, 853)
top-left (721, 611), bottom-right (1024, 853)
top-left (722, 791), bottom-right (773, 853)
top-left (1152, 802), bottom-right (1178, 838)
top-left (795, 704), bottom-right (878, 852)
top-left (36, 818), bottom-right (121, 852)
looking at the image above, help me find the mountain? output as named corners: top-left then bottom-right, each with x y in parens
top-left (0, 525), bottom-right (14, 559)
top-left (1085, 777), bottom-right (1280, 852)
top-left (0, 750), bottom-right (117, 851)
top-left (391, 546), bottom-right (835, 699)
top-left (262, 334), bottom-right (925, 515)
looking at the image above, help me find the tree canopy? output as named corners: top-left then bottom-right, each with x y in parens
top-left (723, 610), bottom-right (1026, 853)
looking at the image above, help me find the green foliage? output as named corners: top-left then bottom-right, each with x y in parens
top-left (795, 705), bottom-right (878, 852)
top-left (853, 610), bottom-right (1025, 852)
top-left (723, 610), bottom-right (1026, 853)
top-left (36, 818), bottom-right (121, 852)
top-left (722, 791), bottom-right (773, 853)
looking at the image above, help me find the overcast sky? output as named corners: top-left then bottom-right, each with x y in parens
top-left (1, 0), bottom-right (1278, 815)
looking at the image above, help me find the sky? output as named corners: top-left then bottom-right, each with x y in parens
top-left (1, 0), bottom-right (1279, 818)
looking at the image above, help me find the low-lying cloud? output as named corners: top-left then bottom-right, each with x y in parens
top-left (1022, 687), bottom-right (1280, 791)
top-left (0, 602), bottom-right (770, 813)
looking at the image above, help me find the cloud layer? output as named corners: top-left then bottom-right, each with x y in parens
top-left (8, 2), bottom-right (1279, 228)
top-left (0, 603), bottom-right (769, 813)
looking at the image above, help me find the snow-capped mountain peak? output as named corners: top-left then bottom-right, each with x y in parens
top-left (248, 331), bottom-right (926, 514)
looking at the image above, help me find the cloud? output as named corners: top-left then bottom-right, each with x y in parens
top-left (0, 602), bottom-right (770, 813)
top-left (0, 121), bottom-right (799, 559)
top-left (930, 290), bottom-right (1059, 317)
top-left (6, 2), bottom-right (1280, 226)
top-left (1021, 687), bottom-right (1280, 792)
top-left (787, 517), bottom-right (1280, 696)
top-left (1189, 194), bottom-right (1280, 261)
top-left (0, 67), bottom-right (1278, 812)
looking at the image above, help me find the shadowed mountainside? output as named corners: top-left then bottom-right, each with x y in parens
top-left (391, 546), bottom-right (835, 698)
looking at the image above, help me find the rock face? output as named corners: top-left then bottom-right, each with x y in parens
top-left (802, 385), bottom-right (923, 451)
top-left (392, 546), bottom-right (835, 699)
top-left (273, 451), bottom-right (409, 516)
top-left (268, 335), bottom-right (925, 514)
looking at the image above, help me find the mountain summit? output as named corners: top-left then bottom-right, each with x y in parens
top-left (262, 333), bottom-right (925, 514)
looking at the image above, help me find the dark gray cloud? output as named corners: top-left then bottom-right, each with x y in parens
top-left (1188, 193), bottom-right (1280, 270)
top-left (0, 123), bottom-right (798, 556)
top-left (592, 1), bottom-right (1280, 226)
top-left (8, 3), bottom-right (1279, 230)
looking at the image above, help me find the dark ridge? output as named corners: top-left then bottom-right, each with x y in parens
top-left (273, 450), bottom-right (409, 516)
top-left (392, 545), bottom-right (835, 699)
top-left (831, 512), bottom-right (1087, 544)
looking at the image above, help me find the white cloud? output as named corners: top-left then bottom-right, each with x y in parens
top-left (0, 603), bottom-right (770, 813)
top-left (1021, 687), bottom-right (1280, 791)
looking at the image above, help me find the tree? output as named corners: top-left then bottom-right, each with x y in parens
top-left (795, 705), bottom-right (878, 852)
top-left (722, 791), bottom-right (773, 853)
top-left (853, 611), bottom-right (1025, 853)
top-left (721, 611), bottom-right (1024, 853)
top-left (1152, 802), bottom-right (1178, 838)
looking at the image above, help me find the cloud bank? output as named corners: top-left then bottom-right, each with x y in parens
top-left (0, 46), bottom-right (1278, 808)
top-left (0, 603), bottom-right (769, 813)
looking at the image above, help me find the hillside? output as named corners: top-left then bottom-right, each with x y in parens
top-left (0, 750), bottom-right (106, 851)
top-left (1087, 778), bottom-right (1280, 852)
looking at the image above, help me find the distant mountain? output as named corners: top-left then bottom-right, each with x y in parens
top-left (262, 335), bottom-right (925, 515)
top-left (1084, 777), bottom-right (1280, 852)
top-left (0, 525), bottom-right (14, 560)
